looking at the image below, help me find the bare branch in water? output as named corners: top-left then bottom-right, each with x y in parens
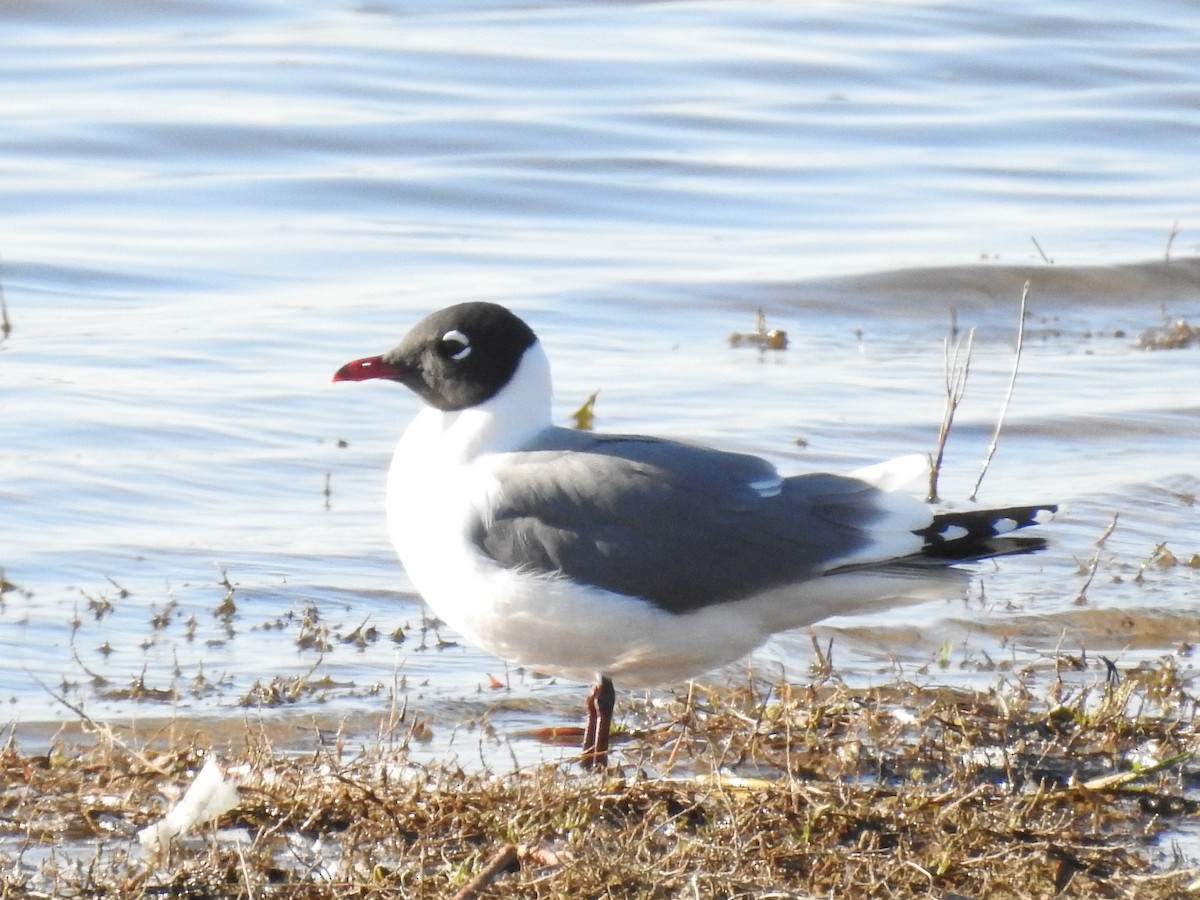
top-left (0, 252), bottom-right (10, 340)
top-left (1031, 236), bottom-right (1054, 264)
top-left (927, 326), bottom-right (975, 504)
top-left (1096, 513), bottom-right (1120, 547)
top-left (1165, 219), bottom-right (1180, 263)
top-left (969, 281), bottom-right (1030, 502)
top-left (1074, 552), bottom-right (1101, 606)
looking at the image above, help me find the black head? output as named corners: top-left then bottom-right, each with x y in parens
top-left (332, 302), bottom-right (540, 412)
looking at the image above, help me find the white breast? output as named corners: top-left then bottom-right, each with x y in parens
top-left (379, 344), bottom-right (764, 686)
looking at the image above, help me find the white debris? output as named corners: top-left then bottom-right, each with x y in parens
top-left (961, 746), bottom-right (1010, 769)
top-left (138, 757), bottom-right (240, 853)
top-left (1124, 740), bottom-right (1162, 770)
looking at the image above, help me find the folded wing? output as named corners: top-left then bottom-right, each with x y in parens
top-left (473, 429), bottom-right (925, 614)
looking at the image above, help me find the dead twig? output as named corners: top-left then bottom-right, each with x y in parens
top-left (808, 628), bottom-right (835, 680)
top-left (1074, 552), bottom-right (1101, 606)
top-left (969, 281), bottom-right (1029, 501)
top-left (1165, 219), bottom-right (1180, 262)
top-left (1096, 513), bottom-right (1119, 547)
top-left (452, 843), bottom-right (520, 900)
top-left (927, 327), bottom-right (975, 503)
top-left (0, 252), bottom-right (10, 340)
top-left (1031, 235), bottom-right (1054, 264)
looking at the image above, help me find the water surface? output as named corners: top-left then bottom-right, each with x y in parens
top-left (1, 0), bottom-right (1198, 772)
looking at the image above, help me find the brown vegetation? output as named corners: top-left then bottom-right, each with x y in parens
top-left (2, 652), bottom-right (1198, 898)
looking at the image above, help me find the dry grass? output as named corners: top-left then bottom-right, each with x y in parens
top-left (2, 654), bottom-right (1199, 899)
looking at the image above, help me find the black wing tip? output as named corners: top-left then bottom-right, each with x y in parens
top-left (919, 503), bottom-right (1058, 561)
top-left (922, 534), bottom-right (1050, 561)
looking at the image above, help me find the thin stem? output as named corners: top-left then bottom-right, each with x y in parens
top-left (969, 281), bottom-right (1029, 502)
top-left (927, 327), bottom-right (975, 503)
top-left (1165, 219), bottom-right (1180, 262)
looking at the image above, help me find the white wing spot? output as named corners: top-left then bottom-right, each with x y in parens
top-left (994, 517), bottom-right (1019, 534)
top-left (940, 525), bottom-right (970, 542)
top-left (750, 476), bottom-right (783, 498)
top-left (1033, 508), bottom-right (1055, 525)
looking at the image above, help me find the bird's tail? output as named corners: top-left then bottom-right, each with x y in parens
top-left (916, 504), bottom-right (1058, 561)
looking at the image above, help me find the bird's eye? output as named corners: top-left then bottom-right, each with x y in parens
top-left (440, 329), bottom-right (471, 361)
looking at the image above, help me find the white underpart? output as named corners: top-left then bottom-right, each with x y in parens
top-left (387, 343), bottom-right (954, 688)
top-left (814, 452), bottom-right (936, 572)
top-left (818, 486), bottom-right (932, 572)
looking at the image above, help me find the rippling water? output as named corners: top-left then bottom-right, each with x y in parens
top-left (2, 0), bottom-right (1198, 769)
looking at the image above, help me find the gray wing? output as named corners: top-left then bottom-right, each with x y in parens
top-left (472, 428), bottom-right (893, 614)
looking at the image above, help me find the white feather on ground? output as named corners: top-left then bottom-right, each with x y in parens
top-left (138, 757), bottom-right (240, 853)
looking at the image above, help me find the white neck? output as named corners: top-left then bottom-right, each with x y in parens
top-left (398, 339), bottom-right (554, 464)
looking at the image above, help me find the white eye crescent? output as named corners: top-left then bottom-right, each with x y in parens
top-left (441, 329), bottom-right (471, 360)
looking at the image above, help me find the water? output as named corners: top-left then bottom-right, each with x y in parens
top-left (2, 0), bottom-right (1199, 774)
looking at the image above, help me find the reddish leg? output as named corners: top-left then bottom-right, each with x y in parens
top-left (581, 676), bottom-right (615, 768)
